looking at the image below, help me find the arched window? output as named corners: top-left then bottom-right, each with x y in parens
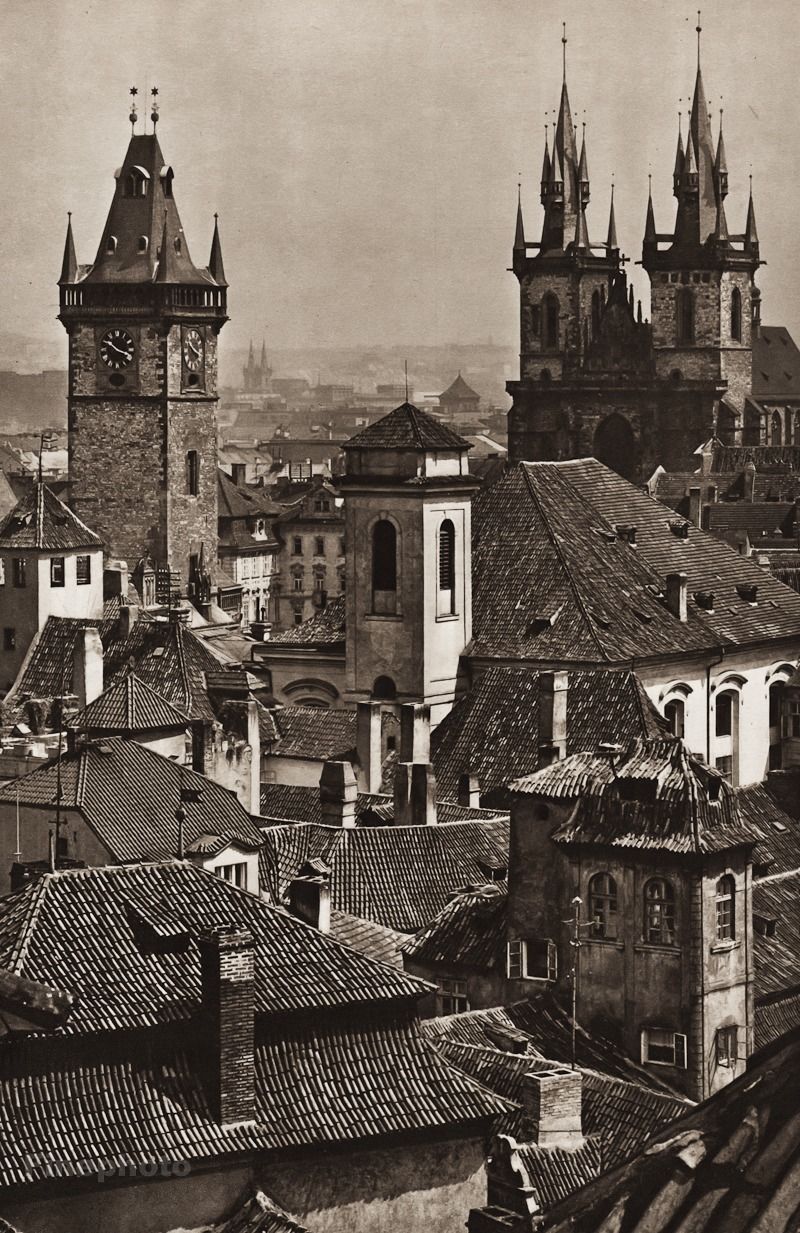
top-left (124, 167), bottom-right (149, 199)
top-left (162, 167), bottom-right (174, 198)
top-left (186, 450), bottom-right (199, 496)
top-left (372, 675), bottom-right (396, 700)
top-left (664, 697), bottom-right (685, 739)
top-left (371, 519), bottom-right (397, 615)
top-left (715, 875), bottom-right (735, 941)
top-left (589, 872), bottom-right (618, 939)
top-left (137, 235), bottom-right (149, 253)
top-left (591, 289), bottom-right (602, 339)
top-left (543, 294), bottom-right (559, 350)
top-left (715, 688), bottom-right (740, 784)
top-left (106, 235), bottom-right (117, 254)
top-left (438, 519), bottom-right (456, 616)
top-left (644, 878), bottom-right (675, 945)
top-left (731, 287), bottom-right (742, 341)
top-left (677, 289), bottom-right (694, 343)
top-left (771, 412), bottom-right (783, 446)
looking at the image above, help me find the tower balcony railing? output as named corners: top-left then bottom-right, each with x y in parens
top-left (59, 283), bottom-right (228, 321)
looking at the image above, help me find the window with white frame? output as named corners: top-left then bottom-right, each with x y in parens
top-left (76, 555), bottom-right (91, 586)
top-left (715, 1025), bottom-right (739, 1067)
top-left (506, 938), bottom-right (557, 981)
top-left (644, 878), bottom-right (676, 946)
top-left (715, 875), bottom-right (735, 941)
top-left (588, 872), bottom-right (618, 939)
top-left (786, 700), bottom-right (800, 740)
top-left (507, 939), bottom-right (527, 980)
top-left (641, 1027), bottom-right (687, 1068)
top-left (437, 977), bottom-right (469, 1015)
top-left (215, 862), bottom-right (247, 888)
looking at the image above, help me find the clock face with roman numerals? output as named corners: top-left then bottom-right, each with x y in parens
top-left (99, 329), bottom-right (135, 369)
top-left (182, 327), bottom-right (204, 372)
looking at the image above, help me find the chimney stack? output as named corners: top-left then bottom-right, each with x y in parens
top-left (198, 925), bottom-right (256, 1127)
top-left (394, 760), bottom-right (438, 826)
top-left (116, 601), bottom-right (138, 639)
top-left (399, 703), bottom-right (431, 763)
top-left (288, 872), bottom-right (331, 933)
top-left (665, 572), bottom-right (688, 622)
top-left (72, 628), bottom-right (103, 710)
top-left (688, 487), bottom-right (702, 528)
top-left (231, 462), bottom-right (247, 487)
top-left (319, 760), bottom-right (357, 827)
top-left (103, 559), bottom-right (129, 601)
top-left (538, 672), bottom-right (568, 767)
top-left (458, 772), bottom-right (481, 808)
top-left (356, 701), bottom-right (383, 793)
top-left (743, 459), bottom-right (756, 503)
top-left (521, 1068), bottom-right (584, 1149)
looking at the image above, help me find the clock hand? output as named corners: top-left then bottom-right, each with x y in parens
top-left (106, 340), bottom-right (131, 358)
top-left (187, 340), bottom-right (201, 357)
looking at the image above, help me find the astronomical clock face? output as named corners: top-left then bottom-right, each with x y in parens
top-left (99, 328), bottom-right (136, 369)
top-left (182, 327), bottom-right (204, 372)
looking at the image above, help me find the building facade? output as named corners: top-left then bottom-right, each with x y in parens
top-left (273, 479), bottom-right (345, 631)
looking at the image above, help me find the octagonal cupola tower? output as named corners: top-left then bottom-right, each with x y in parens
top-left (58, 95), bottom-right (228, 605)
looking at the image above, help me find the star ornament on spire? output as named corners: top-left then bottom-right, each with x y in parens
top-left (151, 86), bottom-right (160, 129)
top-left (129, 85), bottom-right (138, 133)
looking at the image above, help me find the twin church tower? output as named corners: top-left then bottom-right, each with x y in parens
top-left (508, 25), bottom-right (762, 480)
top-left (57, 23), bottom-right (763, 604)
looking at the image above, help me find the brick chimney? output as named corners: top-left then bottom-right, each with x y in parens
top-left (394, 760), bottom-right (437, 825)
top-left (743, 459), bottom-right (756, 503)
top-left (521, 1068), bottom-right (584, 1149)
top-left (116, 601), bottom-right (138, 639)
top-left (688, 487), bottom-right (702, 528)
top-left (538, 672), bottom-right (568, 767)
top-left (198, 925), bottom-right (256, 1127)
top-left (458, 772), bottom-right (481, 808)
top-left (319, 760), bottom-right (357, 827)
top-left (288, 873), bottom-right (331, 933)
top-left (399, 703), bottom-right (431, 763)
top-left (356, 701), bottom-right (383, 793)
top-left (72, 628), bottom-right (103, 710)
top-left (231, 462), bottom-right (247, 486)
top-left (665, 572), bottom-right (688, 622)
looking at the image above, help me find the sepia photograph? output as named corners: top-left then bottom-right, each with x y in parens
top-left (0, 1), bottom-right (798, 1229)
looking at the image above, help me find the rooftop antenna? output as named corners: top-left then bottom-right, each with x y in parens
top-left (562, 21), bottom-right (567, 82)
top-left (129, 86), bottom-right (138, 135)
top-left (563, 896), bottom-right (593, 1069)
top-left (150, 86), bottom-right (159, 131)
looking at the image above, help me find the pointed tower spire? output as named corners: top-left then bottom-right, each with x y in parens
top-left (684, 130), bottom-right (698, 182)
top-left (154, 211), bottom-right (176, 283)
top-left (687, 12), bottom-right (716, 241)
top-left (606, 183), bottom-right (618, 251)
top-left (715, 109), bottom-right (728, 199)
top-left (208, 213), bottom-right (227, 286)
top-left (573, 204), bottom-right (590, 252)
top-left (578, 124), bottom-right (590, 204)
top-left (59, 213), bottom-right (77, 285)
top-left (540, 127), bottom-right (551, 204)
top-left (260, 338), bottom-right (268, 368)
top-left (514, 183), bottom-right (525, 250)
top-left (644, 177), bottom-right (656, 244)
top-left (715, 194), bottom-right (729, 245)
top-left (745, 176), bottom-right (759, 252)
top-left (673, 113), bottom-right (685, 197)
top-left (247, 339), bottom-right (255, 366)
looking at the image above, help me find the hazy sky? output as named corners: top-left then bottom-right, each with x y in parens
top-left (1, 0), bottom-right (798, 361)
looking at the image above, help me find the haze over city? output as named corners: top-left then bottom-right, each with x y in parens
top-left (1, 0), bottom-right (798, 367)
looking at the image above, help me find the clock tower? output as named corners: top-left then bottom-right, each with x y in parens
top-left (58, 101), bottom-right (228, 603)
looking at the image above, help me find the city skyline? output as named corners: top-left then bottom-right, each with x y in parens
top-left (1, 0), bottom-right (797, 361)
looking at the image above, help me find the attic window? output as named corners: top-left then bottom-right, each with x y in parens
top-left (124, 166), bottom-right (150, 198)
top-left (753, 914), bottom-right (777, 938)
top-left (632, 608), bottom-right (652, 624)
top-left (617, 777), bottom-right (657, 803)
top-left (526, 613), bottom-right (555, 635)
top-left (161, 167), bottom-right (174, 198)
top-left (138, 236), bottom-right (149, 253)
top-left (589, 610), bottom-right (612, 629)
top-left (174, 235), bottom-right (182, 255)
top-left (694, 591), bottom-right (715, 611)
top-left (615, 524), bottom-right (637, 545)
top-left (736, 583), bottom-right (758, 604)
top-left (670, 520), bottom-right (690, 539)
top-left (106, 235), bottom-right (117, 254)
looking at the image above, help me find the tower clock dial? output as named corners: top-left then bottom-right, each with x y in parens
top-left (99, 328), bottom-right (135, 369)
top-left (182, 327), bottom-right (204, 372)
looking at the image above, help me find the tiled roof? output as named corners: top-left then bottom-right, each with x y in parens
top-left (735, 783), bottom-right (800, 878)
top-left (6, 613), bottom-right (226, 723)
top-left (420, 998), bottom-right (683, 1094)
top-left (436, 1042), bottom-right (686, 1171)
top-left (0, 738), bottom-right (263, 863)
top-left (218, 469), bottom-right (282, 521)
top-left (430, 667), bottom-right (667, 799)
top-left (0, 483), bottom-right (101, 551)
top-left (440, 373), bottom-right (481, 402)
top-left (258, 817), bottom-right (510, 933)
top-left (216, 1192), bottom-right (308, 1233)
top-left (512, 738), bottom-right (756, 856)
top-left (66, 672), bottom-right (190, 733)
top-left (259, 782), bottom-right (504, 827)
top-left (753, 871), bottom-right (800, 1001)
top-left (267, 705), bottom-right (357, 759)
top-left (329, 910), bottom-right (407, 968)
top-left (343, 403), bottom-right (471, 451)
top-left (535, 1027), bottom-right (800, 1233)
top-left (711, 443), bottom-right (800, 473)
top-left (755, 989), bottom-right (800, 1052)
top-left (751, 325), bottom-right (800, 399)
top-left (706, 502), bottom-right (795, 536)
top-left (562, 458), bottom-right (800, 647)
top-left (0, 861), bottom-right (429, 1034)
top-left (403, 882), bottom-right (508, 970)
top-left (267, 597), bottom-right (346, 646)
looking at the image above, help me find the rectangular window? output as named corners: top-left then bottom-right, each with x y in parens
top-left (12, 558), bottom-right (26, 588)
top-left (715, 693), bottom-right (732, 737)
top-left (314, 498), bottom-right (331, 513)
top-left (313, 570), bottom-right (325, 592)
top-left (50, 557), bottom-right (65, 587)
top-left (641, 1028), bottom-right (687, 1069)
top-left (507, 939), bottom-right (526, 980)
top-left (528, 938), bottom-right (558, 981)
top-left (3, 628), bottom-right (15, 651)
top-left (292, 536), bottom-right (303, 556)
top-left (216, 862), bottom-right (246, 888)
top-left (76, 555), bottom-right (91, 585)
top-left (292, 576), bottom-right (303, 592)
top-left (787, 701), bottom-right (800, 739)
top-left (716, 1025), bottom-right (738, 1067)
top-left (437, 978), bottom-right (469, 1016)
top-left (715, 755), bottom-right (733, 783)
top-left (293, 610), bottom-right (303, 625)
top-left (339, 537), bottom-right (346, 556)
top-left (314, 536), bottom-right (325, 556)
top-left (186, 450), bottom-right (200, 496)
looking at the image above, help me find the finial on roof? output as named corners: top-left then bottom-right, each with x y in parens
top-left (696, 10), bottom-right (702, 68)
top-left (606, 181), bottom-right (618, 251)
top-left (129, 86), bottom-right (138, 134)
top-left (59, 212), bottom-right (77, 285)
top-left (150, 86), bottom-right (159, 130)
top-left (404, 359), bottom-right (409, 403)
top-left (208, 212), bottom-right (227, 286)
top-left (562, 22), bottom-right (567, 82)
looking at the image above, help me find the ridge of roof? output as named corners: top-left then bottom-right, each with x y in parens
top-left (343, 402), bottom-right (472, 452)
top-left (0, 483), bottom-right (102, 552)
top-left (67, 672), bottom-right (191, 733)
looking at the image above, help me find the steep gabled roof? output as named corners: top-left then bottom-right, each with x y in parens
top-left (403, 882), bottom-right (508, 970)
top-left (66, 673), bottom-right (190, 734)
top-left (0, 484), bottom-right (101, 551)
top-left (343, 403), bottom-right (471, 452)
top-left (440, 373), bottom-right (481, 402)
top-left (0, 737), bottom-right (262, 863)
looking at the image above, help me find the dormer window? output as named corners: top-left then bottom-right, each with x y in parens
top-left (174, 235), bottom-right (182, 254)
top-left (161, 166), bottom-right (174, 198)
top-left (106, 235), bottom-right (117, 254)
top-left (124, 165), bottom-right (150, 199)
top-left (138, 236), bottom-right (149, 254)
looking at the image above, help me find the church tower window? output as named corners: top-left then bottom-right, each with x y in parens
top-left (543, 294), bottom-right (560, 350)
top-left (731, 287), bottom-right (742, 341)
top-left (186, 450), bottom-right (200, 497)
top-left (591, 289), bottom-right (602, 339)
top-left (677, 289), bottom-right (694, 343)
top-left (371, 519), bottom-right (397, 615)
top-left (437, 519), bottom-right (456, 616)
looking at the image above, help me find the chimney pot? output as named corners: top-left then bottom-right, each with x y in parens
top-left (288, 875), bottom-right (331, 933)
top-left (743, 460), bottom-right (756, 503)
top-left (665, 572), bottom-right (688, 622)
top-left (394, 761), bottom-right (437, 825)
top-left (72, 628), bottom-right (103, 710)
top-left (116, 601), bottom-right (138, 639)
top-left (688, 487), bottom-right (702, 528)
top-left (521, 1068), bottom-right (584, 1149)
top-left (198, 926), bottom-right (255, 1127)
